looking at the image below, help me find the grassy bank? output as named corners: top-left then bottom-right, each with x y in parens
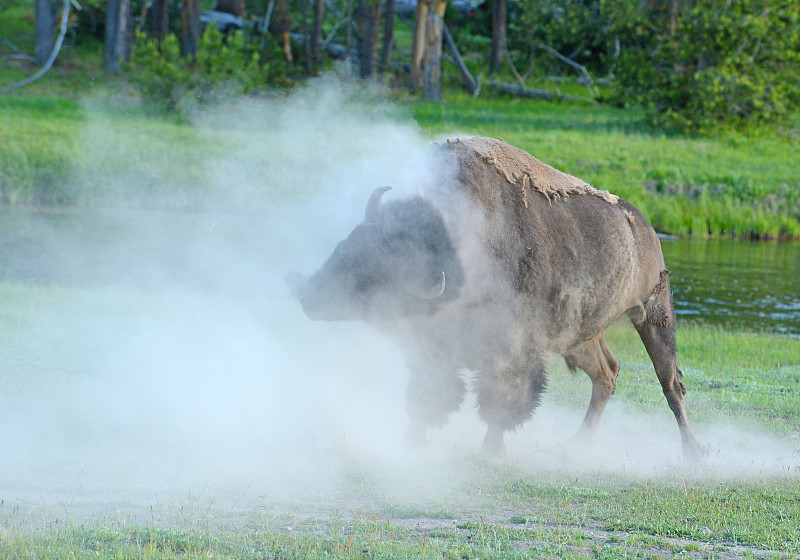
top-left (1, 91), bottom-right (799, 238)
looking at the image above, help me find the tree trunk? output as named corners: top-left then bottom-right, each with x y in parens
top-left (105, 0), bottom-right (132, 73)
top-left (356, 0), bottom-right (382, 78)
top-left (272, 0), bottom-right (293, 62)
top-left (489, 0), bottom-right (505, 75)
top-left (378, 0), bottom-right (395, 74)
top-left (180, 0), bottom-right (201, 58)
top-left (310, 0), bottom-right (325, 68)
top-left (302, 0), bottom-right (312, 72)
top-left (410, 0), bottom-right (428, 88)
top-left (152, 0), bottom-right (169, 38)
top-left (669, 0), bottom-right (679, 36)
top-left (411, 0), bottom-right (447, 99)
top-left (34, 0), bottom-right (55, 66)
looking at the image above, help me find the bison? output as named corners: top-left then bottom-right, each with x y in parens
top-left (293, 137), bottom-right (703, 461)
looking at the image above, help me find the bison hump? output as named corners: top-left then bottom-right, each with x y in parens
top-left (445, 137), bottom-right (618, 205)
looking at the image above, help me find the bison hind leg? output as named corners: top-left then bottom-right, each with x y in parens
top-left (563, 333), bottom-right (620, 442)
top-left (631, 302), bottom-right (704, 462)
top-left (475, 347), bottom-right (548, 458)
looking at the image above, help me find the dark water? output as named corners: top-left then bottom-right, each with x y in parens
top-left (0, 208), bottom-right (277, 294)
top-left (1, 209), bottom-right (799, 336)
top-left (661, 238), bottom-right (800, 337)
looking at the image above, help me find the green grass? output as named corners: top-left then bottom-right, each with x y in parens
top-left (3, 0), bottom-right (799, 236)
top-left (2, 467), bottom-right (799, 558)
top-left (0, 95), bottom-right (235, 205)
top-left (1, 279), bottom-right (799, 558)
top-left (1, 88), bottom-right (798, 237)
top-left (0, 2), bottom-right (112, 99)
top-left (2, 469), bottom-right (800, 558)
top-left (535, 322), bottom-right (800, 441)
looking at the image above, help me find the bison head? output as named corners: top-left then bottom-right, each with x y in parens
top-left (292, 187), bottom-right (464, 321)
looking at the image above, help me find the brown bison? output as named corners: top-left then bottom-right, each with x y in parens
top-left (293, 137), bottom-right (703, 461)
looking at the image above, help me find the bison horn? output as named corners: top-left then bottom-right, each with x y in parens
top-left (405, 271), bottom-right (446, 300)
top-left (365, 186), bottom-right (392, 223)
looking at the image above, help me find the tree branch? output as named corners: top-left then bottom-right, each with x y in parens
top-left (1, 36), bottom-right (29, 56)
top-left (0, 0), bottom-right (74, 92)
top-left (536, 43), bottom-right (598, 98)
top-left (503, 45), bottom-right (525, 89)
top-left (442, 22), bottom-right (478, 95)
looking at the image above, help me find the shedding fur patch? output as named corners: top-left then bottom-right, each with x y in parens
top-left (652, 269), bottom-right (670, 297)
top-left (648, 304), bottom-right (670, 327)
top-left (446, 136), bottom-right (619, 205)
top-left (646, 269), bottom-right (672, 326)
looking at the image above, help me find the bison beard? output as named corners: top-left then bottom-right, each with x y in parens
top-left (293, 137), bottom-right (703, 462)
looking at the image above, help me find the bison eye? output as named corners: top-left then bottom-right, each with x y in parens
top-left (353, 276), bottom-right (381, 295)
top-left (382, 232), bottom-right (412, 251)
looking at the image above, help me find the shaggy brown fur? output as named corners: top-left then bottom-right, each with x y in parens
top-left (445, 136), bottom-right (619, 205)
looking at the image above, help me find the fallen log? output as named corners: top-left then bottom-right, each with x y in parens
top-left (486, 80), bottom-right (597, 104)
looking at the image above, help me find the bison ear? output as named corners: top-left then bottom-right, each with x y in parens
top-left (365, 186), bottom-right (392, 223)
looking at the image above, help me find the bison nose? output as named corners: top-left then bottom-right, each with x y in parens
top-left (285, 271), bottom-right (307, 298)
top-left (285, 272), bottom-right (326, 320)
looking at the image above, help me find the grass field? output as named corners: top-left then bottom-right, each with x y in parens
top-left (1, 88), bottom-right (799, 238)
top-left (1, 276), bottom-right (799, 559)
top-left (0, 312), bottom-right (800, 559)
top-left (2, 468), bottom-right (800, 559)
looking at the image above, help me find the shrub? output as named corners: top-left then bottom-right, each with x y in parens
top-left (127, 25), bottom-right (289, 112)
top-left (514, 0), bottom-right (609, 74)
top-left (608, 0), bottom-right (800, 133)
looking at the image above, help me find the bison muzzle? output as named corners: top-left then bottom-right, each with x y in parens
top-left (293, 137), bottom-right (703, 462)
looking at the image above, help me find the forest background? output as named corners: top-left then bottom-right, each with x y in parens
top-left (1, 0), bottom-right (799, 235)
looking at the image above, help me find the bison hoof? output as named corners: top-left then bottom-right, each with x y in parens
top-left (565, 427), bottom-right (595, 451)
top-left (284, 271), bottom-right (307, 297)
top-left (404, 424), bottom-right (427, 450)
top-left (479, 440), bottom-right (507, 461)
top-left (480, 427), bottom-right (507, 460)
top-left (682, 439), bottom-right (706, 464)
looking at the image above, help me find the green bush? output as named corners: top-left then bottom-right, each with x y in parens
top-left (511, 0), bottom-right (800, 132)
top-left (127, 25), bottom-right (289, 112)
top-left (609, 0), bottom-right (800, 133)
top-left (514, 0), bottom-right (609, 74)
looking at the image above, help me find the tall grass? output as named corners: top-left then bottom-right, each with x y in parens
top-left (1, 91), bottom-right (799, 237)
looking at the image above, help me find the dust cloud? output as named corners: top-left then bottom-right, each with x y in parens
top-left (0, 76), bottom-right (797, 523)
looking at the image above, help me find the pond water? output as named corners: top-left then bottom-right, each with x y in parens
top-left (661, 238), bottom-right (800, 337)
top-left (1, 209), bottom-right (799, 336)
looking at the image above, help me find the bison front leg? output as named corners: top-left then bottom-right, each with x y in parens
top-left (475, 345), bottom-right (547, 458)
top-left (405, 355), bottom-right (467, 448)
